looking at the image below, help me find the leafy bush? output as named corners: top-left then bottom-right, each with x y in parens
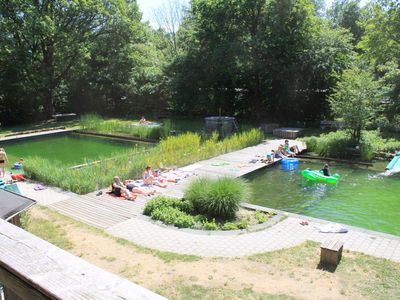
top-left (236, 218), bottom-right (249, 229)
top-left (144, 196), bottom-right (192, 216)
top-left (193, 214), bottom-right (207, 224)
top-left (202, 219), bottom-right (219, 231)
top-left (221, 222), bottom-right (238, 231)
top-left (184, 177), bottom-right (250, 220)
top-left (150, 207), bottom-right (195, 228)
top-left (254, 210), bottom-right (269, 224)
top-left (302, 130), bottom-right (400, 161)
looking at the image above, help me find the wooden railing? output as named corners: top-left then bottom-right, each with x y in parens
top-left (0, 219), bottom-right (165, 300)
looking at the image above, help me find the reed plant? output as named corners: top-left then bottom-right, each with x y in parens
top-left (80, 113), bottom-right (170, 140)
top-left (24, 129), bottom-right (263, 194)
top-left (184, 177), bottom-right (250, 220)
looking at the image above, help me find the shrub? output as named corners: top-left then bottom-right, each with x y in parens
top-left (193, 214), bottom-right (207, 224)
top-left (184, 177), bottom-right (250, 220)
top-left (202, 219), bottom-right (219, 231)
top-left (150, 207), bottom-right (195, 228)
top-left (302, 130), bottom-right (400, 161)
top-left (236, 218), bottom-right (249, 229)
top-left (254, 210), bottom-right (269, 224)
top-left (221, 222), bottom-right (238, 231)
top-left (183, 178), bottom-right (211, 215)
top-left (207, 177), bottom-right (249, 220)
top-left (144, 196), bottom-right (192, 216)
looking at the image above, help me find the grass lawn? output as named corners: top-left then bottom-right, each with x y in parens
top-left (22, 206), bottom-right (400, 300)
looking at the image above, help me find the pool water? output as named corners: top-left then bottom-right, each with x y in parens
top-left (245, 160), bottom-right (400, 236)
top-left (2, 134), bottom-right (148, 167)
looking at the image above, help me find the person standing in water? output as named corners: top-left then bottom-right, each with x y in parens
top-left (322, 164), bottom-right (331, 177)
top-left (0, 148), bottom-right (8, 178)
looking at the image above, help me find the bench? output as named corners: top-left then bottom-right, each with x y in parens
top-left (272, 128), bottom-right (304, 139)
top-left (320, 240), bottom-right (344, 266)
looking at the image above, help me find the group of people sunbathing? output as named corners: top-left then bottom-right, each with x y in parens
top-left (262, 140), bottom-right (300, 163)
top-left (111, 165), bottom-right (184, 200)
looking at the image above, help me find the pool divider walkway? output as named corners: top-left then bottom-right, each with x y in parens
top-left (15, 139), bottom-right (400, 262)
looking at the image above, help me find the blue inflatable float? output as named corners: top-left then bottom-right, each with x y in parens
top-left (281, 158), bottom-right (299, 171)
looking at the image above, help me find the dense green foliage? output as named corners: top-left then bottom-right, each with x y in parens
top-left (23, 129), bottom-right (263, 193)
top-left (1, 0), bottom-right (400, 136)
top-left (144, 196), bottom-right (193, 216)
top-left (0, 0), bottom-right (167, 124)
top-left (328, 68), bottom-right (381, 142)
top-left (151, 206), bottom-right (195, 228)
top-left (302, 130), bottom-right (400, 160)
top-left (184, 177), bottom-right (250, 220)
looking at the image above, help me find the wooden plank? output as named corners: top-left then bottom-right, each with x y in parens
top-left (0, 266), bottom-right (50, 300)
top-left (50, 198), bottom-right (131, 222)
top-left (0, 219), bottom-right (165, 299)
top-left (48, 204), bottom-right (118, 229)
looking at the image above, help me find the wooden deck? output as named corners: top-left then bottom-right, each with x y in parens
top-left (49, 194), bottom-right (147, 229)
top-left (0, 219), bottom-right (165, 299)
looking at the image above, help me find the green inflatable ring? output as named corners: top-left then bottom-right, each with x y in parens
top-left (300, 169), bottom-right (340, 184)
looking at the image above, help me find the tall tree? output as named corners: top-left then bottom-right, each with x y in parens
top-left (152, 0), bottom-right (186, 56)
top-left (359, 0), bottom-right (400, 125)
top-left (168, 0), bottom-right (319, 119)
top-left (0, 0), bottom-right (142, 120)
top-left (329, 68), bottom-right (381, 142)
top-left (328, 0), bottom-right (363, 43)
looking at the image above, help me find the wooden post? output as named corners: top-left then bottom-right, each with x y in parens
top-left (320, 240), bottom-right (344, 266)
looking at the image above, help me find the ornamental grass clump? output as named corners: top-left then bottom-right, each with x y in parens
top-left (184, 177), bottom-right (250, 220)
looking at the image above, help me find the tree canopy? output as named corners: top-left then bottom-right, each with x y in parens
top-left (0, 0), bottom-right (399, 128)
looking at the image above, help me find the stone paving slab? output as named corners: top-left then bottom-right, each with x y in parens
top-left (17, 181), bottom-right (77, 205)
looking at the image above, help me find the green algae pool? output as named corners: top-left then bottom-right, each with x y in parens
top-left (245, 160), bottom-right (400, 236)
top-left (2, 133), bottom-right (149, 167)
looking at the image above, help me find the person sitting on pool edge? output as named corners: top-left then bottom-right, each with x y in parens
top-left (111, 176), bottom-right (136, 200)
top-left (275, 145), bottom-right (288, 159)
top-left (321, 164), bottom-right (331, 177)
top-left (283, 140), bottom-right (299, 156)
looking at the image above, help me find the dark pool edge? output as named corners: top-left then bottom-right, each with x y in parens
top-left (241, 202), bottom-right (400, 241)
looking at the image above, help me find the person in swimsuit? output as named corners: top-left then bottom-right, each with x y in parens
top-left (321, 164), bottom-right (331, 177)
top-left (0, 148), bottom-right (8, 178)
top-left (123, 179), bottom-right (156, 196)
top-left (112, 176), bottom-right (135, 200)
top-left (143, 166), bottom-right (167, 187)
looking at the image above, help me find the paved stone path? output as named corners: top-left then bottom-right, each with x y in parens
top-left (107, 214), bottom-right (400, 260)
top-left (15, 139), bottom-right (400, 262)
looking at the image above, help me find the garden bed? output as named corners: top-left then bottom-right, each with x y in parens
top-left (143, 195), bottom-right (278, 232)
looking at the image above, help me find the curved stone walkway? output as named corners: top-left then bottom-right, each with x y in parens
top-left (106, 213), bottom-right (400, 260)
